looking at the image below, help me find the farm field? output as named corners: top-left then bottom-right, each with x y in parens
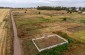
top-left (0, 9), bottom-right (10, 55)
top-left (12, 9), bottom-right (85, 55)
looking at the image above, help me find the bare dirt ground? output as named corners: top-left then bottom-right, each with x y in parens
top-left (11, 11), bottom-right (22, 55)
top-left (34, 35), bottom-right (65, 49)
top-left (0, 9), bottom-right (10, 55)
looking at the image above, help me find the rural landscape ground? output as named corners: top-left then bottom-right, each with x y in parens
top-left (0, 8), bottom-right (85, 55)
top-left (0, 9), bottom-right (10, 55)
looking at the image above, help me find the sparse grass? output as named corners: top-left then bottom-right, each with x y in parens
top-left (13, 9), bottom-right (85, 55)
top-left (38, 43), bottom-right (68, 55)
top-left (59, 17), bottom-right (75, 22)
top-left (15, 17), bottom-right (50, 27)
top-left (52, 31), bottom-right (74, 43)
top-left (22, 38), bottom-right (68, 55)
top-left (15, 17), bottom-right (54, 27)
top-left (21, 31), bottom-right (75, 55)
top-left (0, 9), bottom-right (10, 55)
top-left (80, 18), bottom-right (85, 24)
top-left (22, 39), bottom-right (38, 55)
top-left (74, 30), bottom-right (85, 43)
top-left (5, 15), bottom-right (13, 55)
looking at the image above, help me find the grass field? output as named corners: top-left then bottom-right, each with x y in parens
top-left (12, 9), bottom-right (85, 55)
top-left (0, 9), bottom-right (10, 55)
top-left (74, 30), bottom-right (85, 43)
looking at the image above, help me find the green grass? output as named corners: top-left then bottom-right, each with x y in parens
top-left (38, 44), bottom-right (68, 55)
top-left (80, 18), bottom-right (85, 24)
top-left (15, 17), bottom-right (59, 32)
top-left (74, 30), bottom-right (85, 43)
top-left (15, 17), bottom-right (51, 27)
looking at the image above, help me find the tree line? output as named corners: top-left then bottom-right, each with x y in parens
top-left (37, 6), bottom-right (85, 12)
top-left (37, 6), bottom-right (68, 10)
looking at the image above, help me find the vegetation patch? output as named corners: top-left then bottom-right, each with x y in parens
top-left (74, 30), bottom-right (85, 43)
top-left (37, 31), bottom-right (73, 55)
top-left (59, 17), bottom-right (75, 22)
top-left (22, 39), bottom-right (38, 55)
top-left (5, 16), bottom-right (13, 55)
top-left (52, 31), bottom-right (74, 43)
top-left (21, 31), bottom-right (74, 55)
top-left (38, 43), bottom-right (68, 55)
top-left (80, 18), bottom-right (85, 24)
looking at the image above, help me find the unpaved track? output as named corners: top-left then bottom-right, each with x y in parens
top-left (10, 10), bottom-right (22, 55)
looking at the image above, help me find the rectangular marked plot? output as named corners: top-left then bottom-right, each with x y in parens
top-left (32, 34), bottom-right (68, 52)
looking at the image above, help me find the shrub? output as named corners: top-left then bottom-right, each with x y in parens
top-left (62, 18), bottom-right (67, 21)
top-left (38, 12), bottom-right (41, 14)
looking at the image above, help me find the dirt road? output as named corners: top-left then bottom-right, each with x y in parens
top-left (10, 10), bottom-right (22, 55)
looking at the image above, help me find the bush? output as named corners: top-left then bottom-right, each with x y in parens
top-left (38, 12), bottom-right (41, 14)
top-left (62, 18), bottom-right (67, 21)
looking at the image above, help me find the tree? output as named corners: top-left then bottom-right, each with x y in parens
top-left (67, 10), bottom-right (72, 14)
top-left (79, 7), bottom-right (82, 11)
top-left (82, 8), bottom-right (85, 12)
top-left (71, 7), bottom-right (76, 12)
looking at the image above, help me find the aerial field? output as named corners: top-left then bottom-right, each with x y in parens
top-left (0, 9), bottom-right (10, 55)
top-left (12, 9), bottom-right (85, 55)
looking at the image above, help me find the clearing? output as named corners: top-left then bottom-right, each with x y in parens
top-left (12, 9), bottom-right (85, 55)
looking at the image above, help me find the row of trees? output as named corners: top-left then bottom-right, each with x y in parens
top-left (37, 6), bottom-right (85, 12)
top-left (37, 6), bottom-right (68, 10)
